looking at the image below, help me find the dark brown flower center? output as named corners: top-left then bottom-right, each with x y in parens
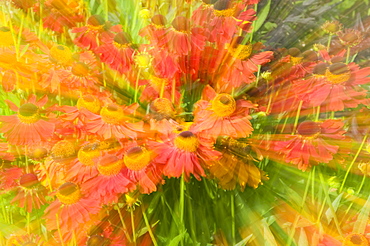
top-left (32, 147), bottom-right (48, 159)
top-left (288, 47), bottom-right (301, 57)
top-left (312, 63), bottom-right (328, 75)
top-left (152, 14), bottom-right (167, 26)
top-left (98, 155), bottom-right (123, 176)
top-left (328, 63), bottom-right (349, 75)
top-left (213, 0), bottom-right (232, 11)
top-left (19, 173), bottom-right (39, 188)
top-left (350, 234), bottom-right (363, 244)
top-left (87, 15), bottom-right (105, 26)
top-left (87, 235), bottom-right (107, 246)
top-left (297, 121), bottom-right (321, 137)
top-left (0, 26), bottom-right (10, 32)
top-left (179, 131), bottom-right (195, 138)
top-left (172, 16), bottom-right (190, 32)
top-left (83, 95), bottom-right (95, 102)
top-left (58, 182), bottom-right (79, 196)
top-left (202, 0), bottom-right (218, 4)
top-left (19, 103), bottom-right (38, 117)
top-left (127, 146), bottom-right (143, 156)
top-left (114, 32), bottom-right (131, 45)
top-left (331, 56), bottom-right (344, 63)
top-left (302, 50), bottom-right (318, 62)
top-left (219, 95), bottom-right (231, 105)
top-left (106, 103), bottom-right (118, 111)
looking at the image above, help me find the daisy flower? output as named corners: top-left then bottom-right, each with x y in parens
top-left (121, 145), bottom-right (164, 194)
top-left (44, 182), bottom-right (101, 238)
top-left (192, 86), bottom-right (255, 139)
top-left (82, 153), bottom-right (135, 204)
top-left (96, 32), bottom-right (135, 74)
top-left (82, 102), bottom-right (144, 140)
top-left (150, 130), bottom-right (221, 181)
top-left (11, 172), bottom-right (48, 212)
top-left (0, 95), bottom-right (55, 146)
top-left (274, 120), bottom-right (346, 171)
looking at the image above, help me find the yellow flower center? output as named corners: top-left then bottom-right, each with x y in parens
top-left (78, 143), bottom-right (101, 166)
top-left (100, 104), bottom-right (125, 124)
top-left (325, 63), bottom-right (351, 84)
top-left (51, 140), bottom-right (76, 161)
top-left (32, 147), bottom-right (48, 159)
top-left (343, 233), bottom-right (368, 246)
top-left (211, 94), bottom-right (236, 117)
top-left (229, 43), bottom-right (253, 60)
top-left (87, 15), bottom-right (105, 31)
top-left (124, 146), bottom-right (151, 171)
top-left (213, 0), bottom-right (235, 17)
top-left (0, 26), bottom-right (14, 47)
top-left (151, 98), bottom-right (175, 118)
top-left (49, 45), bottom-right (73, 66)
top-left (71, 62), bottom-right (90, 77)
top-left (17, 103), bottom-right (40, 124)
top-left (56, 182), bottom-right (82, 205)
top-left (97, 155), bottom-right (123, 176)
top-left (290, 56), bottom-right (303, 65)
top-left (77, 95), bottom-right (101, 114)
top-left (87, 235), bottom-right (107, 246)
top-left (174, 131), bottom-right (199, 152)
top-left (134, 53), bottom-right (152, 68)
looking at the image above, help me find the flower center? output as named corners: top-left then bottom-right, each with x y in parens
top-left (229, 42), bottom-right (253, 60)
top-left (151, 14), bottom-right (167, 28)
top-left (134, 52), bottom-right (152, 68)
top-left (213, 0), bottom-right (235, 17)
top-left (97, 155), bottom-right (123, 176)
top-left (32, 147), bottom-right (48, 159)
top-left (151, 98), bottom-right (175, 118)
top-left (71, 62), bottom-right (90, 77)
top-left (325, 63), bottom-right (351, 84)
top-left (312, 63), bottom-right (328, 75)
top-left (49, 45), bottom-right (72, 66)
top-left (124, 146), bottom-right (151, 171)
top-left (149, 75), bottom-right (169, 92)
top-left (288, 48), bottom-right (303, 65)
top-left (18, 103), bottom-right (40, 124)
top-left (87, 15), bottom-right (105, 30)
top-left (100, 104), bottom-right (125, 124)
top-left (113, 32), bottom-right (131, 49)
top-left (51, 140), bottom-right (76, 161)
top-left (322, 21), bottom-right (342, 34)
top-left (78, 143), bottom-right (101, 166)
top-left (19, 173), bottom-right (39, 189)
top-left (77, 95), bottom-right (101, 114)
top-left (56, 182), bottom-right (82, 205)
top-left (211, 94), bottom-right (236, 117)
top-left (174, 131), bottom-right (199, 152)
top-left (343, 233), bottom-right (368, 246)
top-left (172, 16), bottom-right (190, 33)
top-left (87, 235), bottom-right (107, 246)
top-left (297, 121), bottom-right (321, 138)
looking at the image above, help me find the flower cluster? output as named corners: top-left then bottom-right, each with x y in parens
top-left (0, 0), bottom-right (369, 245)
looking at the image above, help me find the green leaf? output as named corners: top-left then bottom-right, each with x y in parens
top-left (168, 231), bottom-right (186, 246)
top-left (0, 222), bottom-right (26, 237)
top-left (254, 0), bottom-right (271, 32)
top-left (325, 193), bottom-right (343, 223)
top-left (353, 194), bottom-right (370, 234)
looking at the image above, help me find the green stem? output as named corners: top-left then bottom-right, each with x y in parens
top-left (141, 206), bottom-right (158, 246)
top-left (116, 206), bottom-right (132, 242)
top-left (339, 134), bottom-right (368, 192)
top-left (326, 34), bottom-right (332, 51)
top-left (346, 47), bottom-right (351, 64)
top-left (56, 213), bottom-right (65, 246)
top-left (180, 173), bottom-right (185, 246)
top-left (292, 100), bottom-right (303, 134)
top-left (231, 193), bottom-right (235, 246)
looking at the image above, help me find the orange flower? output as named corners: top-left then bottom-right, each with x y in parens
top-left (11, 172), bottom-right (48, 212)
top-left (192, 86), bottom-right (255, 139)
top-left (82, 102), bottom-right (144, 140)
top-left (274, 120), bottom-right (346, 171)
top-left (149, 130), bottom-right (221, 181)
top-left (0, 95), bottom-right (55, 146)
top-left (44, 182), bottom-right (101, 240)
top-left (82, 153), bottom-right (135, 204)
